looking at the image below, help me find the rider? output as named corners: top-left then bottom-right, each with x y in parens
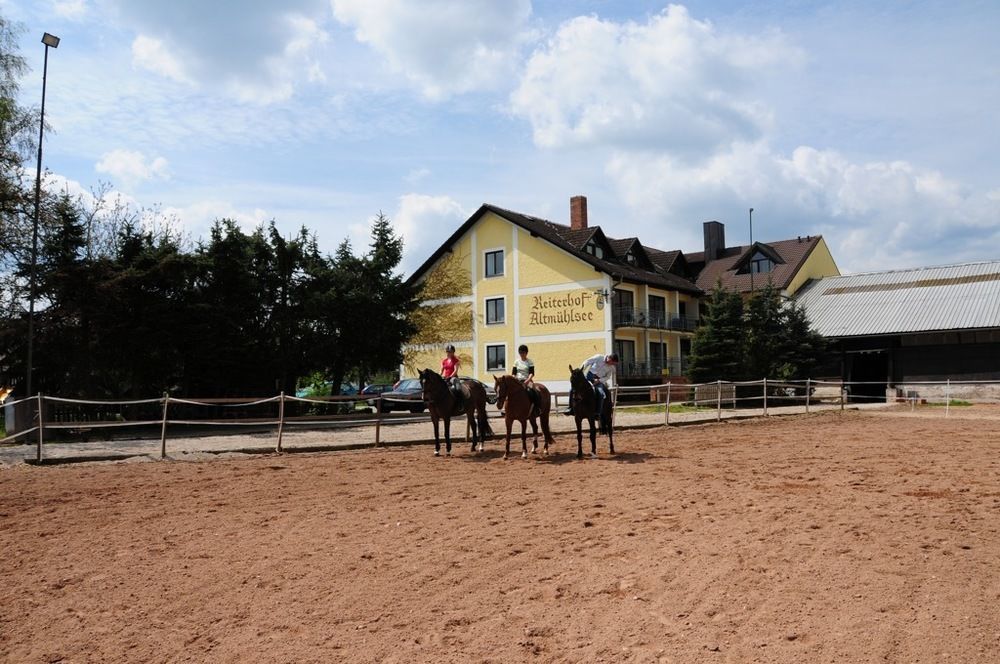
top-left (565, 352), bottom-right (619, 416)
top-left (511, 344), bottom-right (535, 388)
top-left (440, 344), bottom-right (461, 390)
top-left (511, 344), bottom-right (539, 411)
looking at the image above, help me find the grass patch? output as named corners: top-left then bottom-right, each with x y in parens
top-left (619, 403), bottom-right (714, 414)
top-left (925, 399), bottom-right (974, 408)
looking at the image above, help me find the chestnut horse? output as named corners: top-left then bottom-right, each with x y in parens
top-left (569, 365), bottom-right (615, 459)
top-left (492, 375), bottom-right (555, 459)
top-left (418, 369), bottom-right (492, 456)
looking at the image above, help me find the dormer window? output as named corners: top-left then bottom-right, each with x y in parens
top-left (749, 252), bottom-right (774, 274)
top-left (736, 249), bottom-right (779, 275)
top-left (584, 241), bottom-right (604, 259)
top-left (625, 252), bottom-right (637, 265)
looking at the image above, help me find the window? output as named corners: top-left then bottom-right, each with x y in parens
top-left (584, 242), bottom-right (605, 259)
top-left (649, 294), bottom-right (666, 328)
top-left (625, 252), bottom-right (637, 265)
top-left (485, 297), bottom-right (505, 325)
top-left (484, 250), bottom-right (504, 277)
top-left (486, 344), bottom-right (506, 371)
top-left (750, 252), bottom-right (774, 274)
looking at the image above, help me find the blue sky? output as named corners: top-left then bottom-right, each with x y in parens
top-left (5, 0), bottom-right (999, 275)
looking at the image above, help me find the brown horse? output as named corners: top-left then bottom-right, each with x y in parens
top-left (418, 369), bottom-right (492, 456)
top-left (492, 375), bottom-right (555, 459)
top-left (569, 365), bottom-right (615, 459)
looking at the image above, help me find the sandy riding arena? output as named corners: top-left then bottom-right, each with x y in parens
top-left (2, 410), bottom-right (1000, 663)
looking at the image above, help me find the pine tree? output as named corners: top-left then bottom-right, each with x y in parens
top-left (687, 283), bottom-right (745, 383)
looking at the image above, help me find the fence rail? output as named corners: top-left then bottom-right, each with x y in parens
top-left (3, 378), bottom-right (1000, 463)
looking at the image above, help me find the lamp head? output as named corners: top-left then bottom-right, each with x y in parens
top-left (42, 33), bottom-right (60, 48)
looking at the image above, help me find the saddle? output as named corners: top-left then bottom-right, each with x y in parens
top-left (449, 383), bottom-right (466, 413)
top-left (526, 386), bottom-right (541, 413)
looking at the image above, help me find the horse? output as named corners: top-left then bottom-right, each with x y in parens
top-left (493, 374), bottom-right (555, 459)
top-left (568, 365), bottom-right (615, 459)
top-left (418, 369), bottom-right (493, 456)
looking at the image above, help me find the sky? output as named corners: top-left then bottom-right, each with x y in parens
top-left (4, 0), bottom-right (999, 277)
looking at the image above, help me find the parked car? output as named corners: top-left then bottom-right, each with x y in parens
top-left (376, 376), bottom-right (497, 412)
top-left (378, 379), bottom-right (425, 413)
top-left (361, 383), bottom-right (394, 410)
top-left (460, 377), bottom-right (498, 405)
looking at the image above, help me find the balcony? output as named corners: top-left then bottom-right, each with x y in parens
top-left (617, 358), bottom-right (687, 379)
top-left (612, 306), bottom-right (699, 332)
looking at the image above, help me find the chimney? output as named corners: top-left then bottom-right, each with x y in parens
top-left (570, 195), bottom-right (588, 230)
top-left (703, 221), bottom-right (725, 261)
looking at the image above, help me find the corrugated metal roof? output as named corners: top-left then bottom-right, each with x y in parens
top-left (794, 261), bottom-right (1000, 337)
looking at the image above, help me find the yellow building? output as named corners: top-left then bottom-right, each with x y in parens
top-left (404, 197), bottom-right (839, 391)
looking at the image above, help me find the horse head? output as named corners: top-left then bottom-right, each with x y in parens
top-left (419, 368), bottom-right (446, 404)
top-left (569, 365), bottom-right (590, 392)
top-left (493, 374), bottom-right (506, 410)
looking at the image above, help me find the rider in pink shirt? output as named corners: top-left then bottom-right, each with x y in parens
top-left (440, 344), bottom-right (461, 388)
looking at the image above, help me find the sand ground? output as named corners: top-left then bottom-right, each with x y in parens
top-left (2, 409), bottom-right (999, 663)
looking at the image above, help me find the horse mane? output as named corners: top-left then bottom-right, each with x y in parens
top-left (495, 374), bottom-right (524, 393)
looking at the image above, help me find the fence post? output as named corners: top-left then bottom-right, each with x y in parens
top-left (763, 378), bottom-right (768, 416)
top-left (805, 379), bottom-right (811, 414)
top-left (36, 392), bottom-right (44, 463)
top-left (716, 380), bottom-right (722, 422)
top-left (160, 392), bottom-right (169, 459)
top-left (945, 379), bottom-right (951, 418)
top-left (664, 382), bottom-right (671, 426)
top-left (840, 381), bottom-right (845, 411)
top-left (276, 392), bottom-right (285, 453)
top-left (375, 396), bottom-right (382, 446)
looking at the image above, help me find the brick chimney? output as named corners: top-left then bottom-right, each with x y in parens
top-left (570, 195), bottom-right (588, 230)
top-left (703, 221), bottom-right (725, 261)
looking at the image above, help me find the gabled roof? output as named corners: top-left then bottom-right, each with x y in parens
top-left (794, 261), bottom-right (1000, 338)
top-left (691, 236), bottom-right (823, 293)
top-left (406, 204), bottom-right (703, 296)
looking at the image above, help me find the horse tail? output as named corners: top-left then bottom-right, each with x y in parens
top-left (538, 386), bottom-right (556, 444)
top-left (479, 408), bottom-right (493, 438)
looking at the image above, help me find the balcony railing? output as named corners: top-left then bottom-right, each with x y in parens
top-left (617, 358), bottom-right (687, 379)
top-left (612, 306), bottom-right (698, 332)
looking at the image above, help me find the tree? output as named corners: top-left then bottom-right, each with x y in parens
top-left (687, 283), bottom-right (745, 383)
top-left (688, 281), bottom-right (828, 383)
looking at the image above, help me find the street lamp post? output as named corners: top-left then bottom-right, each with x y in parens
top-left (748, 207), bottom-right (754, 294)
top-left (25, 32), bottom-right (59, 399)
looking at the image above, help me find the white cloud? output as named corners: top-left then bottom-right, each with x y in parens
top-left (510, 5), bottom-right (800, 155)
top-left (606, 142), bottom-right (1000, 272)
top-left (108, 0), bottom-right (331, 103)
top-left (332, 0), bottom-right (534, 99)
top-left (53, 0), bottom-right (87, 20)
top-left (404, 167), bottom-right (431, 185)
top-left (95, 149), bottom-right (170, 187)
top-left (131, 35), bottom-right (191, 84)
top-left (387, 193), bottom-right (467, 274)
top-left (161, 200), bottom-right (271, 235)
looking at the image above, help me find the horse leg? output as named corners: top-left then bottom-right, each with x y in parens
top-left (443, 416), bottom-right (452, 456)
top-left (432, 416), bottom-right (441, 456)
top-left (504, 416), bottom-right (513, 459)
top-left (607, 407), bottom-right (615, 455)
top-left (467, 413), bottom-right (478, 454)
top-left (529, 417), bottom-right (538, 454)
top-left (575, 415), bottom-right (583, 459)
top-left (520, 420), bottom-right (528, 459)
top-left (589, 417), bottom-right (597, 459)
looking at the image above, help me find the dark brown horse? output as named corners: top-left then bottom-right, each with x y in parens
top-left (418, 369), bottom-right (492, 456)
top-left (569, 365), bottom-right (615, 459)
top-left (492, 375), bottom-right (555, 459)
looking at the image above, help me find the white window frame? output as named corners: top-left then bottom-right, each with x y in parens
top-left (484, 296), bottom-right (506, 326)
top-left (483, 247), bottom-right (505, 278)
top-left (485, 343), bottom-right (507, 372)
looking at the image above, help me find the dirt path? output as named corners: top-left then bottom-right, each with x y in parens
top-left (2, 410), bottom-right (999, 663)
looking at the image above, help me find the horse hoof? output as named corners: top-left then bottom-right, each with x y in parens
top-left (521, 452), bottom-right (527, 459)
top-left (590, 452), bottom-right (598, 459)
top-left (434, 450), bottom-right (440, 457)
